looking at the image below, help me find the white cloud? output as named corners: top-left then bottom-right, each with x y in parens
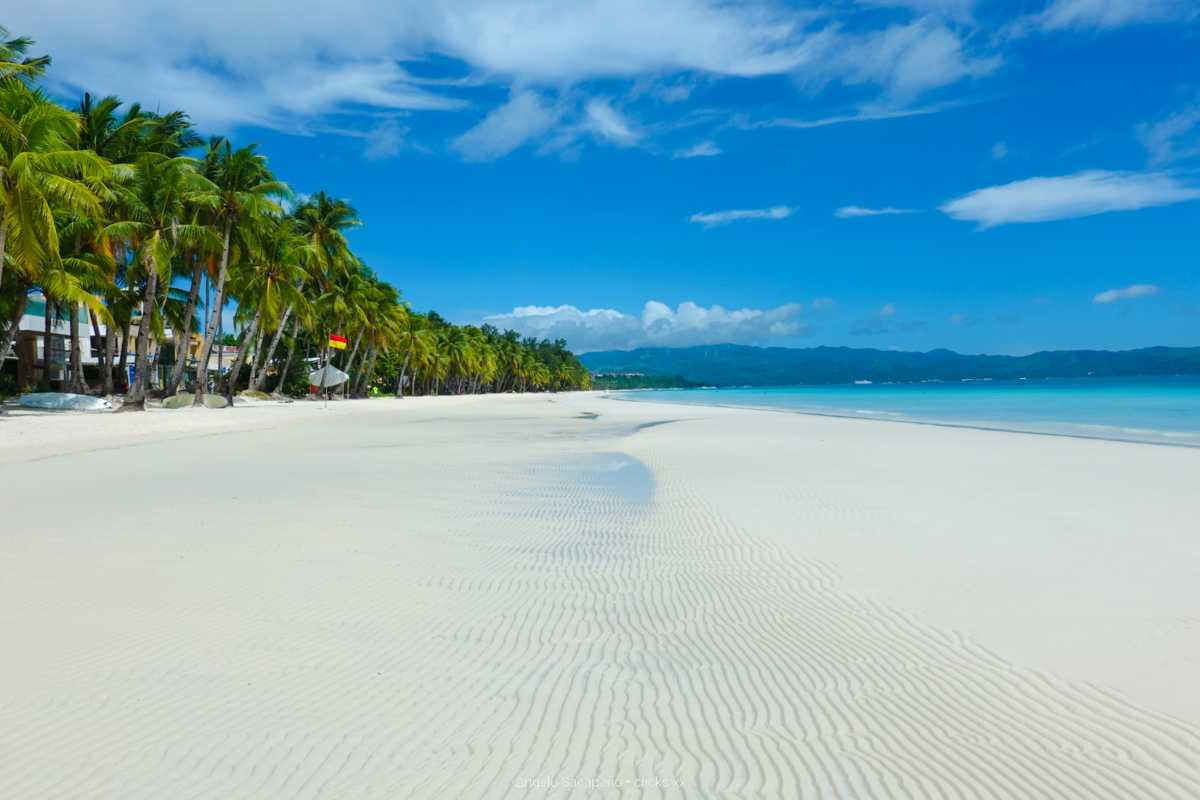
top-left (990, 141), bottom-right (1008, 159)
top-left (876, 303), bottom-right (898, 316)
top-left (939, 170), bottom-right (1200, 229)
top-left (812, 297), bottom-right (839, 311)
top-left (834, 205), bottom-right (917, 217)
top-left (1034, 0), bottom-right (1193, 30)
top-left (948, 313), bottom-right (968, 322)
top-left (831, 16), bottom-right (1000, 102)
top-left (690, 206), bottom-right (792, 228)
top-left (362, 120), bottom-right (409, 159)
top-left (1138, 100), bottom-right (1200, 166)
top-left (482, 300), bottom-right (809, 352)
top-left (673, 140), bottom-right (721, 158)
top-left (582, 99), bottom-right (640, 146)
top-left (1093, 284), bottom-right (1160, 303)
top-left (8, 0), bottom-right (997, 140)
top-left (453, 91), bottom-right (560, 161)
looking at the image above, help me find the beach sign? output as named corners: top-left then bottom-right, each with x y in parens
top-left (329, 334), bottom-right (348, 350)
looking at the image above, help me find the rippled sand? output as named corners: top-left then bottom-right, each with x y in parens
top-left (1, 393), bottom-right (1198, 798)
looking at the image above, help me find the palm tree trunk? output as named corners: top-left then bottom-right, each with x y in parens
top-left (0, 219), bottom-right (8, 292)
top-left (103, 316), bottom-right (118, 396)
top-left (270, 315), bottom-right (301, 398)
top-left (165, 251), bottom-right (204, 397)
top-left (0, 290), bottom-right (28, 386)
top-left (394, 350), bottom-right (411, 398)
top-left (342, 329), bottom-right (364, 399)
top-left (117, 321), bottom-right (129, 388)
top-left (69, 302), bottom-right (86, 393)
top-left (119, 253), bottom-right (159, 411)
top-left (39, 298), bottom-right (52, 392)
top-left (254, 277), bottom-right (305, 392)
top-left (87, 308), bottom-right (105, 394)
top-left (221, 305), bottom-right (263, 400)
top-left (194, 217), bottom-right (234, 405)
top-left (352, 346), bottom-right (375, 397)
top-left (246, 323), bottom-right (265, 389)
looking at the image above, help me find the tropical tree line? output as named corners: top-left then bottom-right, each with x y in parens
top-left (0, 24), bottom-right (591, 408)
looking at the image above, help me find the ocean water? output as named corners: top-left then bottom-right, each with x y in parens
top-left (613, 376), bottom-right (1200, 446)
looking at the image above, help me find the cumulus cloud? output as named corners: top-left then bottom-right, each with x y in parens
top-left (673, 140), bottom-right (721, 158)
top-left (876, 303), bottom-right (899, 316)
top-left (1093, 284), bottom-right (1160, 303)
top-left (834, 205), bottom-right (918, 217)
top-left (690, 206), bottom-right (792, 228)
top-left (939, 170), bottom-right (1200, 229)
top-left (482, 300), bottom-right (809, 352)
top-left (812, 297), bottom-right (840, 312)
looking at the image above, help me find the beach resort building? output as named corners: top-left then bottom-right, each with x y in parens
top-left (2, 296), bottom-right (238, 393)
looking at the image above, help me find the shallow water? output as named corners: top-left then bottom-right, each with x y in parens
top-left (615, 375), bottom-right (1200, 446)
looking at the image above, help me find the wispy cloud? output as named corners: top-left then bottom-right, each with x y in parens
top-left (673, 140), bottom-right (721, 159)
top-left (754, 103), bottom-right (955, 131)
top-left (948, 313), bottom-right (969, 322)
top-left (1033, 0), bottom-right (1193, 31)
top-left (453, 91), bottom-right (560, 161)
top-left (690, 206), bottom-right (792, 229)
top-left (1093, 284), bottom-right (1160, 303)
top-left (940, 170), bottom-right (1200, 229)
top-left (1138, 99), bottom-right (1200, 166)
top-left (835, 205), bottom-right (918, 218)
top-left (481, 300), bottom-right (809, 352)
top-left (11, 0), bottom-right (1000, 143)
top-left (849, 302), bottom-right (899, 335)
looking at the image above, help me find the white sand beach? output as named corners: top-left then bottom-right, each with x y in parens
top-left (1, 393), bottom-right (1199, 798)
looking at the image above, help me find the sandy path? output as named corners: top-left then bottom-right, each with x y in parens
top-left (1, 394), bottom-right (1198, 798)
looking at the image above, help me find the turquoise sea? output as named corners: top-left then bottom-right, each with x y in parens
top-left (614, 376), bottom-right (1200, 447)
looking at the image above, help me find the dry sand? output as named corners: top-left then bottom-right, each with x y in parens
top-left (1, 392), bottom-right (1198, 798)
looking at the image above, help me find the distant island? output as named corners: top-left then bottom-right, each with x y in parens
top-left (589, 373), bottom-right (699, 390)
top-left (579, 344), bottom-right (1200, 387)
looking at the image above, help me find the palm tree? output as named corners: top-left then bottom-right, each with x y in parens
top-left (0, 24), bottom-right (50, 83)
top-left (0, 82), bottom-right (108, 376)
top-left (192, 141), bottom-right (289, 405)
top-left (103, 154), bottom-right (216, 410)
top-left (219, 214), bottom-right (309, 398)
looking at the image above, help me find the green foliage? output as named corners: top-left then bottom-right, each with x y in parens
top-left (0, 24), bottom-right (592, 401)
top-left (591, 374), bottom-right (699, 390)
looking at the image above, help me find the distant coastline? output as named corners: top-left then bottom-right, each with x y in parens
top-left (580, 344), bottom-right (1200, 387)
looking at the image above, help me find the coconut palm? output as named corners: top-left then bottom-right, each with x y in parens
top-left (0, 24), bottom-right (50, 83)
top-left (219, 214), bottom-right (310, 397)
top-left (192, 141), bottom-right (289, 405)
top-left (103, 154), bottom-right (217, 410)
top-left (0, 82), bottom-right (107, 364)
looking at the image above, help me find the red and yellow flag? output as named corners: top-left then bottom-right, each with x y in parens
top-left (329, 334), bottom-right (348, 350)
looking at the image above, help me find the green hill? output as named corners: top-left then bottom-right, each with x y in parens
top-left (579, 344), bottom-right (1200, 386)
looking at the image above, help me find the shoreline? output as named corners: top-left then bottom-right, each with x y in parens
top-left (608, 390), bottom-right (1200, 448)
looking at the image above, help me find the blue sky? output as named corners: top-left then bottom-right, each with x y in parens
top-left (13, 0), bottom-right (1200, 354)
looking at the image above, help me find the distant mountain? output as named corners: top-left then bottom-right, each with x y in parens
top-left (579, 344), bottom-right (1200, 386)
